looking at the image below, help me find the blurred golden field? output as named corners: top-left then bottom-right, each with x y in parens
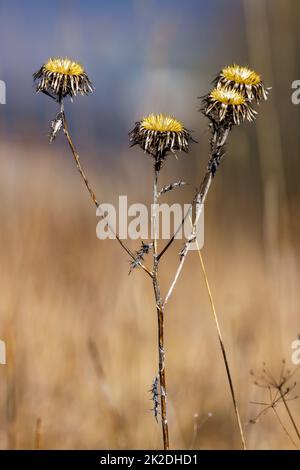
top-left (0, 131), bottom-right (299, 450)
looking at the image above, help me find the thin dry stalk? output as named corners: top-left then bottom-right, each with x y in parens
top-left (250, 390), bottom-right (298, 448)
top-left (163, 172), bottom-right (211, 307)
top-left (163, 127), bottom-right (229, 307)
top-left (250, 362), bottom-right (300, 445)
top-left (272, 404), bottom-right (298, 448)
top-left (151, 126), bottom-right (230, 448)
top-left (195, 246), bottom-right (247, 450)
top-left (279, 387), bottom-right (300, 441)
top-left (5, 335), bottom-right (17, 450)
top-left (152, 167), bottom-right (169, 450)
top-left (62, 111), bottom-right (99, 208)
top-left (34, 417), bottom-right (42, 450)
top-left (61, 108), bottom-right (152, 278)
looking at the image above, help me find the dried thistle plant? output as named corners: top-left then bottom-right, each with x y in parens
top-left (33, 57), bottom-right (94, 101)
top-left (250, 361), bottom-right (300, 447)
top-left (203, 86), bottom-right (256, 126)
top-left (129, 112), bottom-right (193, 449)
top-left (34, 59), bottom-right (269, 450)
top-left (33, 57), bottom-right (152, 278)
top-left (129, 113), bottom-right (192, 171)
top-left (214, 64), bottom-right (269, 102)
top-left (161, 64), bottom-right (269, 311)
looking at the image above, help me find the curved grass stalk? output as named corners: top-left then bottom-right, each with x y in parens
top-left (195, 243), bottom-right (247, 450)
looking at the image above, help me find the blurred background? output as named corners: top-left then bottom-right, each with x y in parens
top-left (0, 0), bottom-right (299, 450)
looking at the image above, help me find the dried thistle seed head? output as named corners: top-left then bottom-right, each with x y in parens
top-left (129, 113), bottom-right (192, 169)
top-left (33, 57), bottom-right (94, 100)
top-left (215, 64), bottom-right (269, 103)
top-left (203, 86), bottom-right (256, 126)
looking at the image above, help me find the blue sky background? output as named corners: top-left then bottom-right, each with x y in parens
top-left (2, 0), bottom-right (298, 182)
top-left (0, 0), bottom-right (246, 147)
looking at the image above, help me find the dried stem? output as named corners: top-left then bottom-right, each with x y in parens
top-left (196, 248), bottom-right (247, 450)
top-left (34, 417), bottom-right (42, 450)
top-left (61, 105), bottom-right (152, 278)
top-left (272, 404), bottom-right (298, 448)
top-left (150, 125), bottom-right (230, 448)
top-left (163, 127), bottom-right (229, 307)
top-left (250, 363), bottom-right (300, 446)
top-left (152, 166), bottom-right (169, 450)
top-left (62, 114), bottom-right (99, 207)
top-left (164, 171), bottom-right (211, 307)
top-left (279, 386), bottom-right (300, 441)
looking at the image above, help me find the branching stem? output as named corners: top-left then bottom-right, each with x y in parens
top-left (61, 106), bottom-right (153, 278)
top-left (163, 126), bottom-right (230, 307)
top-left (279, 386), bottom-right (300, 441)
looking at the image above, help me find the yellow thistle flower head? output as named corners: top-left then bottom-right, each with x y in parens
top-left (216, 64), bottom-right (269, 102)
top-left (140, 113), bottom-right (184, 133)
top-left (33, 57), bottom-right (94, 101)
top-left (129, 113), bottom-right (192, 170)
top-left (203, 86), bottom-right (256, 126)
top-left (44, 57), bottom-right (85, 76)
top-left (210, 87), bottom-right (246, 106)
top-left (221, 65), bottom-right (261, 86)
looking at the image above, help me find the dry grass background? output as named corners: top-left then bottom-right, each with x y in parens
top-left (0, 133), bottom-right (299, 450)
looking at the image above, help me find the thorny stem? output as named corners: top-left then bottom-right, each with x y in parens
top-left (152, 169), bottom-right (159, 257)
top-left (163, 171), bottom-right (211, 307)
top-left (152, 165), bottom-right (170, 450)
top-left (158, 125), bottom-right (230, 262)
top-left (279, 386), bottom-right (300, 441)
top-left (196, 248), bottom-right (247, 450)
top-left (60, 103), bottom-right (152, 279)
top-left (163, 126), bottom-right (230, 307)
